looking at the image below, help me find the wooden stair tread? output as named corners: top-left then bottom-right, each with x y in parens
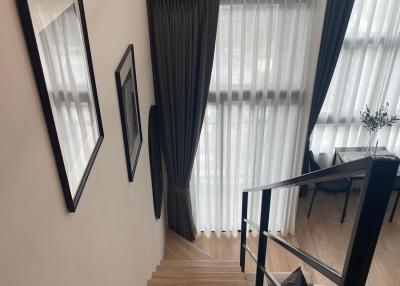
top-left (153, 231), bottom-right (245, 286)
top-left (152, 271), bottom-right (245, 280)
top-left (160, 260), bottom-right (237, 267)
top-left (156, 265), bottom-right (242, 273)
top-left (147, 279), bottom-right (247, 286)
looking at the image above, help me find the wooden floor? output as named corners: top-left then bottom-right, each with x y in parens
top-left (160, 230), bottom-right (246, 285)
top-left (186, 189), bottom-right (400, 286)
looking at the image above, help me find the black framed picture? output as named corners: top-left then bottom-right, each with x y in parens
top-left (17, 0), bottom-right (104, 212)
top-left (115, 45), bottom-right (143, 182)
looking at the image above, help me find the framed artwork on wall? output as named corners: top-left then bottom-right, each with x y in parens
top-left (115, 44), bottom-right (143, 182)
top-left (17, 0), bottom-right (104, 212)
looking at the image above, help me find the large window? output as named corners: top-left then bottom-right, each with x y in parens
top-left (190, 0), bottom-right (317, 234)
top-left (311, 0), bottom-right (400, 165)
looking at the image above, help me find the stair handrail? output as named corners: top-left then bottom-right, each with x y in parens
top-left (240, 156), bottom-right (399, 286)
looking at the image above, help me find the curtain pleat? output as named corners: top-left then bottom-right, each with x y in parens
top-left (311, 0), bottom-right (400, 165)
top-left (191, 0), bottom-right (316, 235)
top-left (147, 0), bottom-right (219, 241)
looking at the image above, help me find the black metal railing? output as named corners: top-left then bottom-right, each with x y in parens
top-left (240, 156), bottom-right (399, 286)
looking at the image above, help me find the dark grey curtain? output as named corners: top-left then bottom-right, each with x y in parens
top-left (300, 0), bottom-right (355, 195)
top-left (147, 0), bottom-right (219, 240)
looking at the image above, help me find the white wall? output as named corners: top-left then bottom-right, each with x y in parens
top-left (0, 0), bottom-right (165, 285)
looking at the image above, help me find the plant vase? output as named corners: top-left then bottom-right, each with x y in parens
top-left (367, 130), bottom-right (378, 156)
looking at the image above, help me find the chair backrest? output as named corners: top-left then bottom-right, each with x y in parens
top-left (393, 177), bottom-right (400, 190)
top-left (308, 151), bottom-right (321, 172)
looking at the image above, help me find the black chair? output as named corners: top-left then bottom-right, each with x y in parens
top-left (307, 151), bottom-right (352, 223)
top-left (389, 179), bottom-right (400, 222)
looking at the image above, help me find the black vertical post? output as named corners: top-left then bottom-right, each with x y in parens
top-left (240, 192), bottom-right (248, 272)
top-left (341, 158), bottom-right (399, 286)
top-left (256, 189), bottom-right (272, 286)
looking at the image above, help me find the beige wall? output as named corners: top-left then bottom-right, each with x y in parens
top-left (0, 0), bottom-right (165, 285)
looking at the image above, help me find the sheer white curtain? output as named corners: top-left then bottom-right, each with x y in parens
top-left (39, 5), bottom-right (100, 196)
top-left (311, 0), bottom-right (400, 165)
top-left (190, 0), bottom-right (317, 235)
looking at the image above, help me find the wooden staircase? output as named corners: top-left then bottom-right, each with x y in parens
top-left (148, 230), bottom-right (247, 285)
top-left (148, 260), bottom-right (247, 285)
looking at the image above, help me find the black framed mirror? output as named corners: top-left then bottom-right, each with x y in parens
top-left (17, 0), bottom-right (104, 212)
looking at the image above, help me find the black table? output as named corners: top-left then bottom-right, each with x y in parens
top-left (333, 146), bottom-right (400, 179)
top-left (332, 147), bottom-right (400, 222)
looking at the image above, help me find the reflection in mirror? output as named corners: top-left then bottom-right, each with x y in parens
top-left (18, 0), bottom-right (104, 211)
top-left (36, 4), bottom-right (99, 197)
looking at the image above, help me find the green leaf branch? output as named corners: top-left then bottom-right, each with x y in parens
top-left (360, 102), bottom-right (399, 133)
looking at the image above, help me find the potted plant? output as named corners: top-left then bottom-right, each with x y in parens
top-left (360, 103), bottom-right (399, 155)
